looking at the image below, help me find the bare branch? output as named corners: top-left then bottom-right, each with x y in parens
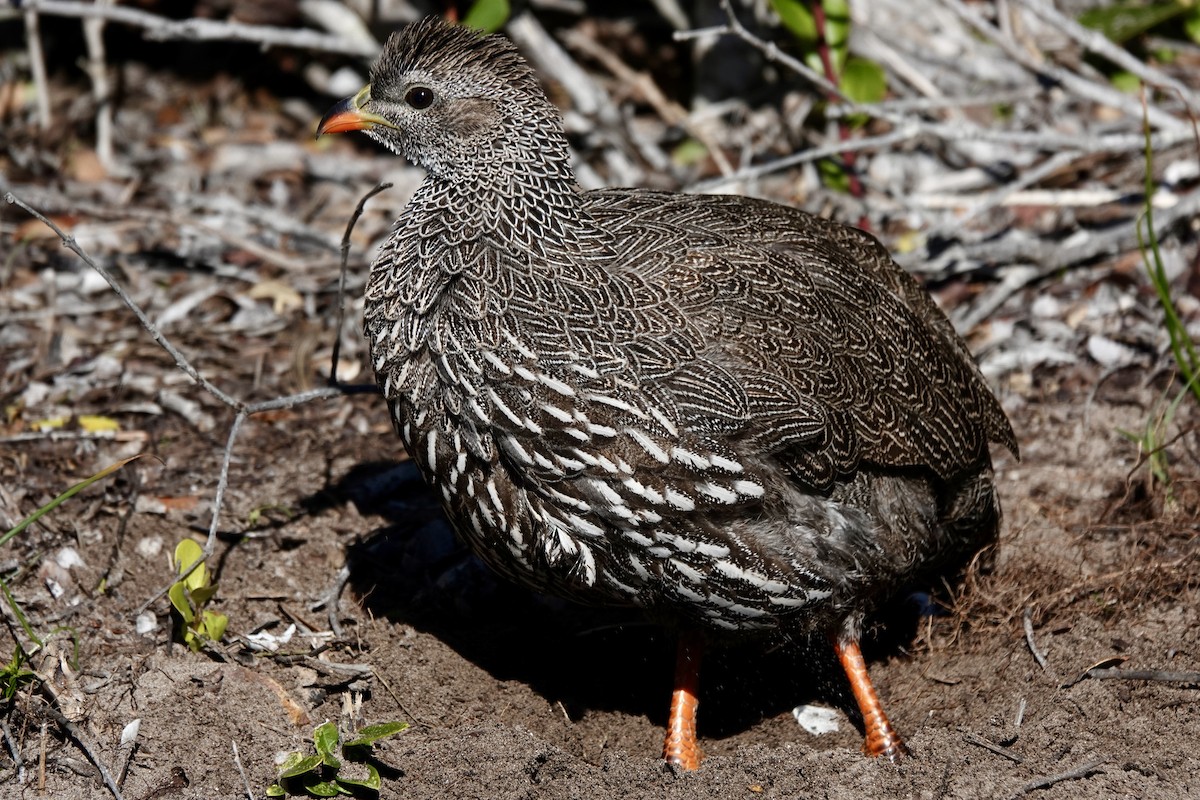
top-left (333, 182), bottom-right (394, 384)
top-left (82, 0), bottom-right (114, 171)
top-left (17, 0), bottom-right (378, 57)
top-left (5, 192), bottom-right (242, 410)
top-left (1015, 0), bottom-right (1200, 113)
top-left (937, 0), bottom-right (1186, 133)
top-left (6, 191), bottom-right (378, 616)
top-left (35, 695), bottom-right (126, 800)
top-left (1023, 607), bottom-right (1054, 676)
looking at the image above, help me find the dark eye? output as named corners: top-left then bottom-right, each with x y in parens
top-left (405, 87), bottom-right (435, 109)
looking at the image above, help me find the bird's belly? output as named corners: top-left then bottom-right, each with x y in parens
top-left (428, 455), bottom-right (878, 635)
top-left (395, 394), bottom-right (987, 638)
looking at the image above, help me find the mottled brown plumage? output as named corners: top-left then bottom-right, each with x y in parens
top-left (318, 17), bottom-right (1016, 768)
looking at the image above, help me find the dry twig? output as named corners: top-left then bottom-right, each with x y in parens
top-left (1022, 607), bottom-right (1054, 677)
top-left (35, 695), bottom-right (126, 800)
top-left (0, 720), bottom-right (23, 786)
top-left (562, 28), bottom-right (735, 177)
top-left (22, 6), bottom-right (51, 130)
top-left (14, 0), bottom-right (379, 56)
top-left (332, 182), bottom-right (393, 382)
top-left (938, 0), bottom-right (1185, 133)
top-left (231, 740), bottom-right (254, 800)
top-left (1008, 758), bottom-right (1105, 799)
top-left (1015, 0), bottom-right (1200, 112)
top-left (961, 729), bottom-right (1024, 763)
top-left (82, 0), bottom-right (114, 171)
top-left (1083, 667), bottom-right (1200, 685)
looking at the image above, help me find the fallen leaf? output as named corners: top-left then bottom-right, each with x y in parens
top-left (78, 414), bottom-right (120, 433)
top-left (247, 279), bottom-right (303, 315)
top-left (13, 216), bottom-right (78, 242)
top-left (69, 148), bottom-right (107, 182)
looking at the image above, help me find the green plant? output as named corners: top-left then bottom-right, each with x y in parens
top-left (1117, 88), bottom-right (1200, 503)
top-left (769, 0), bottom-right (888, 106)
top-left (168, 539), bottom-right (228, 651)
top-left (1, 457), bottom-right (143, 697)
top-left (1118, 380), bottom-right (1194, 497)
top-left (1137, 94), bottom-right (1200, 403)
top-left (769, 0), bottom-right (887, 195)
top-left (267, 720), bottom-right (409, 797)
top-left (462, 0), bottom-right (510, 33)
top-left (0, 636), bottom-right (35, 703)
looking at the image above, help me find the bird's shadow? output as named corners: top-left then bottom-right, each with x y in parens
top-left (308, 461), bottom-right (928, 742)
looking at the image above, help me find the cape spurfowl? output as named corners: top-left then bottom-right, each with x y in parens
top-left (318, 17), bottom-right (1016, 770)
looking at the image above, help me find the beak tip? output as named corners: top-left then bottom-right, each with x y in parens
top-left (316, 94), bottom-right (370, 137)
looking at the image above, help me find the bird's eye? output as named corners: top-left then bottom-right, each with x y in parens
top-left (405, 87), bottom-right (435, 109)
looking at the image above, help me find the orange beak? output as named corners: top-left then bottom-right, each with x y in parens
top-left (316, 85), bottom-right (395, 137)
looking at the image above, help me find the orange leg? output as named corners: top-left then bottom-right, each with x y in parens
top-left (662, 630), bottom-right (703, 770)
top-left (833, 636), bottom-right (910, 761)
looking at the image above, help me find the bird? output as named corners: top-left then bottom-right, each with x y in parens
top-left (317, 16), bottom-right (1017, 770)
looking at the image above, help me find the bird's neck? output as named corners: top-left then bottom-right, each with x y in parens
top-left (364, 138), bottom-right (600, 361)
top-left (414, 132), bottom-right (587, 258)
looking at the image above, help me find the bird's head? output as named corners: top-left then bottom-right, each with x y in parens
top-left (317, 17), bottom-right (563, 181)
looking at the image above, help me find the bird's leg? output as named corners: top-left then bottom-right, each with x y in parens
top-left (832, 633), bottom-right (910, 761)
top-left (662, 628), bottom-right (704, 770)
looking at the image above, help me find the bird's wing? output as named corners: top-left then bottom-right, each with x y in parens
top-left (578, 188), bottom-right (1016, 490)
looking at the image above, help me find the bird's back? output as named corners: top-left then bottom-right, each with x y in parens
top-left (578, 188), bottom-right (1016, 484)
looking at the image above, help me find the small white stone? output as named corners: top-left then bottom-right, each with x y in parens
top-left (1086, 334), bottom-right (1138, 367)
top-left (793, 705), bottom-right (841, 735)
top-left (120, 718), bottom-right (142, 746)
top-left (136, 612), bottom-right (159, 636)
top-left (1029, 295), bottom-right (1060, 318)
top-left (56, 547), bottom-right (85, 569)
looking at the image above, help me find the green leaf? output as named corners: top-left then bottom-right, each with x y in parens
top-left (462, 0), bottom-right (511, 33)
top-left (771, 0), bottom-right (818, 45)
top-left (303, 779), bottom-right (345, 797)
top-left (167, 582), bottom-right (193, 624)
top-left (817, 158), bottom-right (851, 194)
top-left (821, 0), bottom-right (851, 49)
top-left (1078, 1), bottom-right (1189, 44)
top-left (1, 455), bottom-right (147, 549)
top-left (265, 783), bottom-right (286, 797)
top-left (200, 610), bottom-right (228, 643)
top-left (1110, 70), bottom-right (1142, 93)
top-left (191, 583), bottom-right (220, 608)
top-left (671, 138), bottom-right (709, 169)
top-left (336, 763), bottom-right (381, 791)
top-left (345, 721), bottom-right (409, 748)
top-left (278, 752), bottom-right (324, 780)
top-left (313, 722), bottom-right (341, 762)
top-left (839, 56), bottom-right (887, 104)
top-left (173, 539), bottom-right (208, 590)
top-left (1186, 5), bottom-right (1200, 43)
